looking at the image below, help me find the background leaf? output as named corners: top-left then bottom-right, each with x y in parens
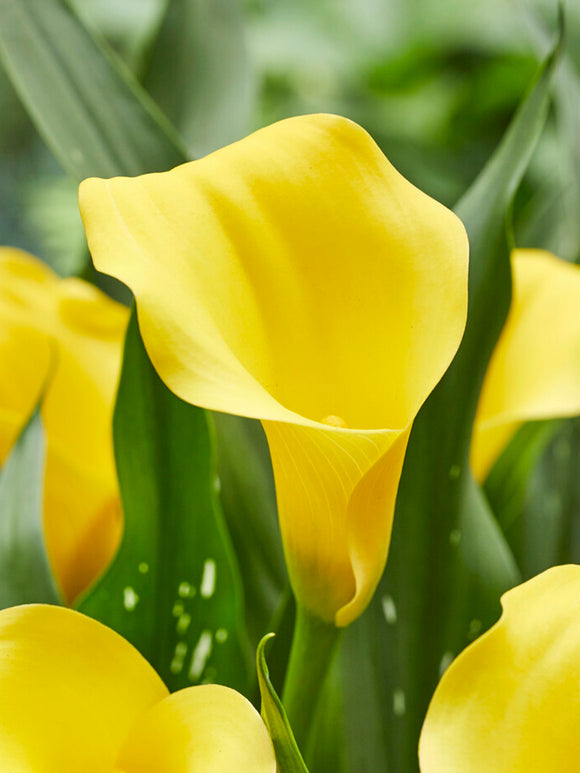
top-left (483, 419), bottom-right (561, 532)
top-left (518, 2), bottom-right (580, 261)
top-left (0, 408), bottom-right (61, 608)
top-left (508, 417), bottom-right (580, 579)
top-left (306, 655), bottom-right (347, 773)
top-left (78, 312), bottom-right (251, 693)
top-left (0, 0), bottom-right (186, 183)
top-left (341, 31), bottom-right (560, 773)
top-left (143, 0), bottom-right (255, 157)
top-left (214, 414), bottom-right (286, 650)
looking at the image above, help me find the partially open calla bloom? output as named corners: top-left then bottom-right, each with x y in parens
top-left (419, 564), bottom-right (580, 771)
top-left (0, 604), bottom-right (276, 772)
top-left (79, 113), bottom-right (468, 626)
top-left (471, 249), bottom-right (580, 481)
top-left (0, 248), bottom-right (128, 602)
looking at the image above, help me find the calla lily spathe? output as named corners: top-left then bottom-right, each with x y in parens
top-left (471, 249), bottom-right (580, 481)
top-left (0, 248), bottom-right (128, 602)
top-left (79, 113), bottom-right (469, 626)
top-left (0, 604), bottom-right (276, 772)
top-left (419, 564), bottom-right (580, 771)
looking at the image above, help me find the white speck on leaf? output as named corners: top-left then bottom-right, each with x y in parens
top-left (393, 689), bottom-right (406, 716)
top-left (200, 559), bottom-right (216, 599)
top-left (381, 595), bottom-right (397, 624)
top-left (189, 631), bottom-right (213, 681)
top-left (123, 587), bottom-right (139, 611)
top-left (215, 628), bottom-right (228, 643)
top-left (178, 581), bottom-right (195, 599)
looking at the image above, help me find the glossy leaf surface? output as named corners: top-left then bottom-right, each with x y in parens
top-left (79, 312), bottom-right (250, 693)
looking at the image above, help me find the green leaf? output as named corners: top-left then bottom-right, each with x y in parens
top-left (0, 0), bottom-right (187, 183)
top-left (0, 408), bottom-right (61, 608)
top-left (341, 602), bottom-right (391, 772)
top-left (520, 4), bottom-right (580, 260)
top-left (484, 419), bottom-right (561, 532)
top-left (142, 0), bottom-right (255, 157)
top-left (342, 32), bottom-right (561, 773)
top-left (509, 417), bottom-right (580, 579)
top-left (257, 634), bottom-right (310, 773)
top-left (213, 413), bottom-right (287, 649)
top-left (306, 652), bottom-right (347, 773)
top-left (442, 475), bottom-right (520, 650)
top-left (78, 311), bottom-right (250, 693)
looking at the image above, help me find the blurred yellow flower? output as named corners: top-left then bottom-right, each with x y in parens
top-left (419, 564), bottom-right (580, 771)
top-left (0, 604), bottom-right (276, 772)
top-left (79, 113), bottom-right (468, 626)
top-left (471, 249), bottom-right (580, 481)
top-left (0, 248), bottom-right (128, 603)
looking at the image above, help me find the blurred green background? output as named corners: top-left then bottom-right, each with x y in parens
top-left (2, 0), bottom-right (578, 275)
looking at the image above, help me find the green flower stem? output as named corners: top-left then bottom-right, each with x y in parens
top-left (281, 604), bottom-right (342, 754)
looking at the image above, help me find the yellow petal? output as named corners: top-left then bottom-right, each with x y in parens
top-left (116, 684), bottom-right (276, 773)
top-left (0, 248), bottom-right (129, 602)
top-left (80, 114), bottom-right (468, 625)
top-left (0, 322), bottom-right (52, 460)
top-left (419, 565), bottom-right (580, 772)
top-left (0, 604), bottom-right (167, 772)
top-left (472, 249), bottom-right (580, 480)
top-left (264, 421), bottom-right (411, 625)
top-left (44, 451), bottom-right (122, 602)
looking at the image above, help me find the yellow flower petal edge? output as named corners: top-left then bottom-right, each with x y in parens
top-left (0, 604), bottom-right (167, 772)
top-left (79, 113), bottom-right (469, 626)
top-left (0, 248), bottom-right (129, 602)
top-left (0, 605), bottom-right (276, 773)
top-left (419, 565), bottom-right (580, 772)
top-left (471, 249), bottom-right (580, 481)
top-left (117, 685), bottom-right (276, 773)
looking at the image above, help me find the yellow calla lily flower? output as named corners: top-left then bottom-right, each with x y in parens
top-left (0, 248), bottom-right (128, 602)
top-left (419, 564), bottom-right (580, 771)
top-left (471, 249), bottom-right (580, 481)
top-left (0, 604), bottom-right (276, 772)
top-left (79, 113), bottom-right (468, 626)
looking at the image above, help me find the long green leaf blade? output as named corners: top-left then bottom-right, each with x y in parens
top-left (0, 408), bottom-right (61, 607)
top-left (143, 0), bottom-right (255, 157)
top-left (78, 311), bottom-right (250, 692)
top-left (0, 0), bottom-right (186, 182)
